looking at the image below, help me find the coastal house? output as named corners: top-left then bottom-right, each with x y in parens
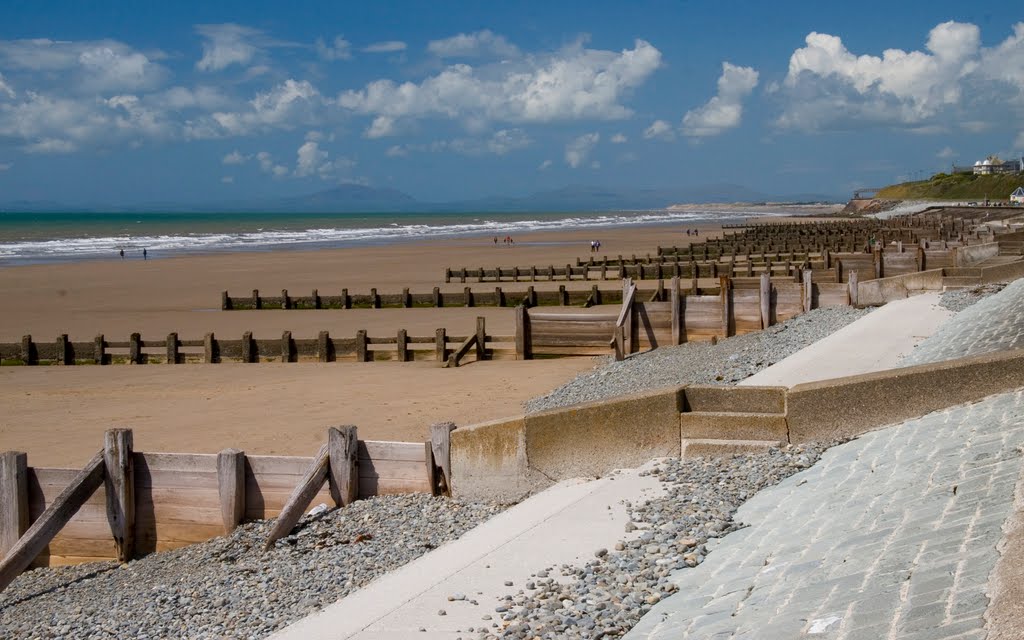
top-left (1011, 186), bottom-right (1024, 205)
top-left (971, 156), bottom-right (1024, 175)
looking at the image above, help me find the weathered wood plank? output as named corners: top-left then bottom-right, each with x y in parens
top-left (0, 450), bottom-right (105, 592)
top-left (0, 452), bottom-right (29, 560)
top-left (329, 426), bottom-right (358, 508)
top-left (263, 443), bottom-right (330, 550)
top-left (217, 449), bottom-right (245, 535)
top-left (103, 429), bottom-right (134, 562)
top-left (430, 422), bottom-right (455, 496)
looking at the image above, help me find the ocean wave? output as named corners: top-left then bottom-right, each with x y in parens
top-left (0, 209), bottom-right (789, 263)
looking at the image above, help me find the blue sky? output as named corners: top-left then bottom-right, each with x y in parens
top-left (0, 0), bottom-right (1022, 204)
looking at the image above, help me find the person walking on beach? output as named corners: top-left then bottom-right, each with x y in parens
top-left (119, 248), bottom-right (124, 260)
top-left (143, 248), bottom-right (148, 260)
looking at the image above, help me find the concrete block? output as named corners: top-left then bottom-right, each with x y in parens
top-left (450, 416), bottom-right (547, 504)
top-left (524, 385), bottom-right (683, 480)
top-left (857, 269), bottom-right (944, 306)
top-left (680, 412), bottom-right (789, 441)
top-left (680, 439), bottom-right (783, 458)
top-left (682, 385), bottom-right (786, 413)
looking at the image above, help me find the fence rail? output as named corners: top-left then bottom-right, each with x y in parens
top-left (0, 319), bottom-right (513, 367)
top-left (0, 425), bottom-right (455, 585)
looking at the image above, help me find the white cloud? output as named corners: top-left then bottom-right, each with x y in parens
top-left (202, 79), bottom-right (325, 137)
top-left (0, 162), bottom-right (11, 171)
top-left (339, 39), bottom-right (661, 131)
top-left (316, 35), bottom-right (352, 61)
top-left (936, 146), bottom-right (956, 159)
top-left (610, 133), bottom-right (627, 143)
top-left (565, 132), bottom-right (599, 168)
top-left (644, 119), bottom-right (675, 141)
top-left (255, 151), bottom-right (289, 177)
top-left (682, 62), bottom-right (759, 137)
top-left (365, 115), bottom-right (398, 138)
top-left (0, 73), bottom-right (12, 98)
top-left (363, 41), bottom-right (407, 53)
top-left (295, 140), bottom-right (329, 176)
top-left (24, 138), bottom-right (76, 153)
top-left (159, 86), bottom-right (231, 111)
top-left (538, 159), bottom-right (553, 170)
top-left (382, 129), bottom-right (531, 157)
top-left (1016, 131), bottom-right (1024, 149)
top-left (427, 30), bottom-right (519, 59)
top-left (195, 24), bottom-right (263, 72)
top-left (221, 175), bottom-right (234, 183)
top-left (773, 21), bottom-right (1024, 131)
top-left (386, 145), bottom-right (408, 157)
top-left (0, 38), bottom-right (167, 92)
top-left (222, 150), bottom-right (249, 164)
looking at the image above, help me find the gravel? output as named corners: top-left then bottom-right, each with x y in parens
top-left (526, 305), bottom-right (872, 413)
top-left (0, 494), bottom-right (502, 639)
top-left (938, 282), bottom-right (1008, 313)
top-left (469, 443), bottom-right (832, 639)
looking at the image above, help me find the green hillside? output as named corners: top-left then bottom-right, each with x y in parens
top-left (876, 173), bottom-right (1024, 200)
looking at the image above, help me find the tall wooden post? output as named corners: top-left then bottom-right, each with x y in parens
top-left (94, 334), bottom-right (105, 365)
top-left (329, 426), bottom-right (359, 507)
top-left (719, 276), bottom-right (731, 338)
top-left (280, 331), bottom-right (293, 363)
top-left (56, 334), bottom-right (69, 365)
top-left (280, 289), bottom-right (289, 310)
top-left (430, 422), bottom-right (456, 496)
top-left (355, 330), bottom-right (368, 362)
top-left (241, 331), bottom-right (254, 363)
top-left (217, 449), bottom-right (245, 535)
top-left (435, 328), bottom-right (448, 362)
top-left (166, 333), bottom-right (178, 364)
top-left (0, 452), bottom-right (28, 560)
top-left (848, 271), bottom-right (859, 307)
top-left (759, 272), bottom-right (771, 329)
top-left (129, 333), bottom-right (141, 364)
top-left (104, 429), bottom-right (134, 563)
top-left (514, 306), bottom-right (532, 360)
top-left (670, 276), bottom-right (682, 345)
top-left (204, 332), bottom-right (216, 364)
top-left (803, 269), bottom-right (813, 313)
top-left (251, 289), bottom-right (260, 310)
top-left (397, 329), bottom-right (409, 362)
top-left (475, 317), bottom-right (487, 361)
top-left (319, 330), bottom-right (332, 363)
top-left (221, 291), bottom-right (231, 311)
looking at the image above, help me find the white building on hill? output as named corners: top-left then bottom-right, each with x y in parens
top-left (972, 156), bottom-right (1024, 175)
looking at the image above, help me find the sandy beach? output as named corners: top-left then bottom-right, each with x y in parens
top-left (0, 220), bottom-right (731, 467)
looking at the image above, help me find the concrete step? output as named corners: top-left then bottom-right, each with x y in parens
top-left (943, 267), bottom-right (983, 277)
top-left (681, 438), bottom-right (785, 458)
top-left (681, 385), bottom-right (786, 414)
top-left (942, 276), bottom-right (983, 288)
top-left (679, 411), bottom-right (789, 441)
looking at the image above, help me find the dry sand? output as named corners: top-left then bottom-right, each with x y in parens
top-left (0, 221), bottom-right (732, 467)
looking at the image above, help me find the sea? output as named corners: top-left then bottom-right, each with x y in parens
top-left (0, 208), bottom-right (798, 266)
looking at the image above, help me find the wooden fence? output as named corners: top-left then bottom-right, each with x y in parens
top-left (0, 425), bottom-right (456, 587)
top-left (0, 319), bottom-right (512, 368)
top-left (516, 273), bottom-right (853, 359)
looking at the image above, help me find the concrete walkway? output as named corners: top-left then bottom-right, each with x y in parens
top-left (741, 292), bottom-right (953, 388)
top-left (271, 466), bottom-right (665, 639)
top-left (626, 389), bottom-right (1024, 639)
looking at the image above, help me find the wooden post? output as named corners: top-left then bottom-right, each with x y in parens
top-left (251, 289), bottom-right (260, 310)
top-left (444, 268), bottom-right (451, 283)
top-left (916, 246), bottom-right (925, 271)
top-left (671, 276), bottom-right (682, 345)
top-left (103, 428), bottom-right (134, 563)
top-left (430, 422), bottom-right (456, 496)
top-left (803, 269), bottom-right (813, 312)
top-left (495, 287), bottom-right (504, 307)
top-left (591, 284), bottom-right (601, 306)
top-left (475, 317), bottom-right (487, 361)
top-left (55, 334), bottom-right (69, 365)
top-left (527, 285), bottom-right (536, 307)
top-left (514, 306), bottom-right (532, 360)
top-left (281, 289), bottom-right (289, 310)
top-left (460, 268), bottom-right (467, 284)
top-left (397, 329), bottom-right (408, 362)
top-left (166, 332), bottom-right (178, 364)
top-left (263, 443), bottom-right (330, 550)
top-left (329, 426), bottom-right (359, 507)
top-left (435, 328), bottom-right (448, 362)
top-left (342, 288), bottom-right (351, 309)
top-left (849, 271), bottom-right (859, 307)
top-left (312, 288), bottom-right (320, 309)
top-left (319, 330), bottom-right (332, 363)
top-left (355, 330), bottom-right (369, 362)
top-left (720, 276), bottom-right (731, 338)
top-left (873, 248), bottom-right (882, 279)
top-left (0, 451), bottom-right (104, 593)
top-left (371, 288), bottom-right (380, 309)
top-left (94, 334), bottom-right (105, 365)
top-left (559, 284), bottom-right (568, 306)
top-left (241, 331), bottom-right (254, 363)
top-left (221, 291), bottom-right (231, 311)
top-left (433, 287), bottom-right (442, 307)
top-left (548, 265), bottom-right (555, 281)
top-left (204, 332), bottom-right (215, 363)
top-left (217, 448), bottom-right (245, 535)
top-left (565, 263), bottom-right (573, 281)
top-left (464, 286), bottom-right (473, 307)
top-left (402, 288), bottom-right (411, 308)
top-left (760, 272), bottom-right (771, 329)
top-left (129, 333), bottom-right (141, 364)
top-left (280, 331), bottom-right (292, 363)
top-left (0, 452), bottom-right (28, 560)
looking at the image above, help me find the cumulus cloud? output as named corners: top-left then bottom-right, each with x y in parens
top-left (773, 21), bottom-right (1024, 131)
top-left (0, 38), bottom-right (167, 92)
top-left (195, 24), bottom-right (264, 72)
top-left (385, 145), bottom-right (408, 157)
top-left (682, 62), bottom-right (759, 137)
top-left (0, 162), bottom-right (11, 170)
top-left (427, 30), bottom-right (519, 59)
top-left (565, 132), bottom-right (599, 168)
top-left (644, 119), bottom-right (675, 141)
top-left (24, 138), bottom-right (77, 153)
top-left (159, 86), bottom-right (231, 111)
top-left (365, 115), bottom-right (399, 138)
top-left (610, 133), bottom-right (627, 143)
top-left (316, 35), bottom-right (352, 61)
top-left (340, 39), bottom-right (661, 134)
top-left (295, 140), bottom-right (330, 176)
top-left (363, 41), bottom-right (407, 53)
top-left (936, 146), bottom-right (956, 159)
top-left (199, 79), bottom-right (326, 137)
top-left (0, 73), bottom-right (14, 99)
top-left (255, 151), bottom-right (288, 177)
top-left (538, 159), bottom-right (553, 170)
top-left (222, 150), bottom-right (249, 164)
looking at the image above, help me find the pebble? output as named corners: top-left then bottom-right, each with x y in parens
top-left (525, 306), bottom-right (872, 413)
top-left (939, 282), bottom-right (1007, 313)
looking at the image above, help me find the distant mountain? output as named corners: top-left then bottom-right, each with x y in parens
top-left (0, 183), bottom-right (842, 213)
